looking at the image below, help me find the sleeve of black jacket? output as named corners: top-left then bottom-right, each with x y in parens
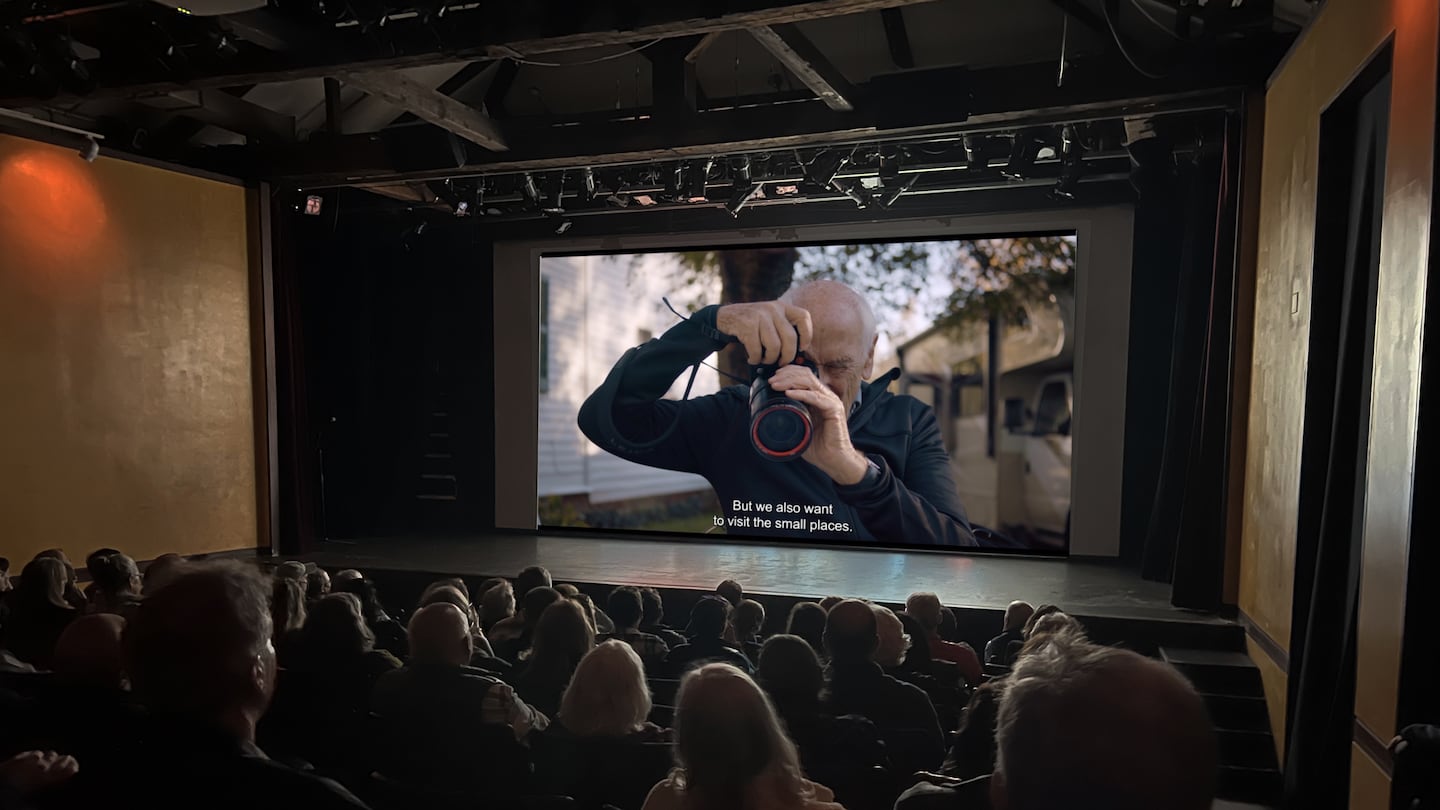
top-left (836, 402), bottom-right (979, 547)
top-left (578, 305), bottom-right (734, 473)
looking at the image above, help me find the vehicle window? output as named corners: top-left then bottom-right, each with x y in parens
top-left (1033, 381), bottom-right (1070, 435)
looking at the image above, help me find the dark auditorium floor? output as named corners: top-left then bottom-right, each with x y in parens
top-left (300, 532), bottom-right (1227, 625)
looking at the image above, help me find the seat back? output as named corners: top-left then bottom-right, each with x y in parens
top-left (532, 732), bottom-right (673, 810)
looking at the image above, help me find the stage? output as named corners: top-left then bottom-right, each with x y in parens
top-left (299, 531), bottom-right (1228, 626)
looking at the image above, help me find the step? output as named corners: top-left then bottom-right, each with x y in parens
top-left (1162, 647), bottom-right (1264, 697)
top-left (1217, 728), bottom-right (1280, 770)
top-left (1212, 801), bottom-right (1274, 810)
top-left (1217, 765), bottom-right (1282, 806)
top-left (1203, 694), bottom-right (1273, 734)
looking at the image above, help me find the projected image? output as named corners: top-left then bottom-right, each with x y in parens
top-left (537, 236), bottom-right (1077, 553)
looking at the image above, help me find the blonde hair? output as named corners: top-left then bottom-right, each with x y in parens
top-left (666, 663), bottom-right (813, 810)
top-left (558, 640), bottom-right (652, 737)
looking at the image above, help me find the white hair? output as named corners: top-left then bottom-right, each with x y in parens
top-left (995, 636), bottom-right (1217, 810)
top-left (558, 640), bottom-right (652, 737)
top-left (871, 604), bottom-right (911, 667)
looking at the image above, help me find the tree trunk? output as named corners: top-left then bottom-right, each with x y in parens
top-left (716, 247), bottom-right (799, 385)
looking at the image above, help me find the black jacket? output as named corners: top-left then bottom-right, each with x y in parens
top-left (578, 305), bottom-right (982, 548)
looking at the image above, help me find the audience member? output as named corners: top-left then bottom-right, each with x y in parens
top-left (141, 554), bottom-right (184, 595)
top-left (305, 568), bottom-right (331, 602)
top-left (332, 569), bottom-right (363, 587)
top-left (643, 663), bottom-right (842, 810)
top-left (757, 634), bottom-right (887, 806)
top-left (513, 599), bottom-right (595, 718)
top-left (666, 596), bottom-right (752, 675)
top-left (983, 602), bottom-right (1034, 668)
top-left (988, 636), bottom-right (1216, 810)
top-left (817, 596), bottom-right (843, 612)
top-left (938, 606), bottom-right (960, 643)
top-left (893, 613), bottom-right (934, 675)
top-left (605, 586), bottom-right (670, 669)
top-left (942, 681), bottom-right (1002, 780)
top-left (109, 560), bottom-right (370, 808)
top-left (479, 579), bottom-right (515, 633)
top-left (822, 599), bottom-right (944, 775)
top-left (872, 604), bottom-right (911, 668)
top-left (905, 592), bottom-right (982, 686)
top-left (0, 751), bottom-right (79, 805)
top-left (53, 613), bottom-right (127, 691)
top-left (371, 603), bottom-right (546, 798)
top-left (82, 548), bottom-right (122, 605)
top-left (1392, 723), bottom-right (1440, 810)
top-left (333, 575), bottom-right (406, 660)
top-left (516, 565), bottom-right (553, 600)
top-left (270, 577), bottom-right (307, 667)
top-left (0, 557), bottom-right (10, 593)
top-left (88, 553), bottom-right (142, 621)
top-left (716, 579), bottom-right (745, 607)
top-left (786, 602), bottom-right (828, 660)
top-left (32, 550), bottom-right (85, 610)
top-left (1018, 604), bottom-right (1062, 639)
top-left (2, 557), bottom-right (78, 668)
top-left (276, 561), bottom-right (307, 582)
top-left (639, 588), bottom-right (687, 649)
top-left (292, 593), bottom-right (401, 712)
top-left (558, 640), bottom-right (664, 740)
top-left (492, 585), bottom-right (561, 661)
top-left (1014, 613), bottom-right (1085, 661)
top-left (732, 599), bottom-right (766, 662)
top-left (418, 583), bottom-right (496, 660)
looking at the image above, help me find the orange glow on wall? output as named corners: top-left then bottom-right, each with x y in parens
top-left (0, 145), bottom-right (111, 282)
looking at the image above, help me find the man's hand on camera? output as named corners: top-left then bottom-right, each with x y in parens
top-left (716, 301), bottom-right (813, 366)
top-left (769, 365), bottom-right (869, 486)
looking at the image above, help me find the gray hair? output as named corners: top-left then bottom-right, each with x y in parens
top-left (126, 561), bottom-right (273, 719)
top-left (995, 637), bottom-right (1217, 810)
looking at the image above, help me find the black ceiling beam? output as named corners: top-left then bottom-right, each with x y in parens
top-left (3, 0), bottom-right (938, 104)
top-left (879, 8), bottom-right (914, 69)
top-left (747, 24), bottom-right (858, 112)
top-left (160, 88), bottom-right (297, 142)
top-left (484, 58), bottom-right (521, 119)
top-left (646, 36), bottom-right (707, 118)
top-left (222, 49), bottom-right (1282, 186)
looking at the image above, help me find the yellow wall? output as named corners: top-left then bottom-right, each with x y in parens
top-left (1239, 0), bottom-right (1437, 801)
top-left (0, 133), bottom-right (260, 566)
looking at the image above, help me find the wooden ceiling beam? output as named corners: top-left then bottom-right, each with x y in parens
top-left (337, 70), bottom-right (508, 151)
top-left (161, 88), bottom-right (297, 142)
top-left (747, 24), bottom-right (857, 112)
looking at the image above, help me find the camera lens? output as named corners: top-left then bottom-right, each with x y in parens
top-left (750, 402), bottom-right (812, 459)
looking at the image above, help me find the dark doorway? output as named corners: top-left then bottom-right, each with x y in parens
top-left (1283, 48), bottom-right (1392, 809)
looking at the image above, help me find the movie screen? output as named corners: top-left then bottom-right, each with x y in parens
top-left (537, 235), bottom-right (1077, 553)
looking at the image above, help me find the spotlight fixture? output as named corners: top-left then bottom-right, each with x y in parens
top-left (1003, 131), bottom-right (1042, 181)
top-left (414, 221), bottom-right (427, 235)
top-left (605, 192), bottom-right (631, 208)
top-left (687, 157), bottom-right (714, 203)
top-left (542, 171), bottom-right (566, 214)
top-left (803, 149), bottom-right (849, 189)
top-left (879, 147), bottom-right (903, 184)
top-left (726, 182), bottom-right (765, 217)
top-left (830, 179), bottom-right (868, 208)
top-left (454, 200), bottom-right (469, 217)
top-left (520, 173), bottom-right (540, 206)
top-left (962, 134), bottom-right (978, 165)
top-left (731, 155), bottom-right (753, 184)
top-left (1051, 125), bottom-right (1084, 201)
top-left (875, 175), bottom-right (917, 209)
top-left (78, 137), bottom-right (100, 163)
top-left (580, 167), bottom-right (597, 202)
top-left (552, 216), bottom-right (573, 235)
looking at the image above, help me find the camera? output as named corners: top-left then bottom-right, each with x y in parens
top-left (749, 352), bottom-right (818, 461)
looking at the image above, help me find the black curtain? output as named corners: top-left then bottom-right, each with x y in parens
top-left (1137, 116), bottom-right (1234, 602)
top-left (272, 190), bottom-right (321, 553)
top-left (1282, 64), bottom-right (1390, 810)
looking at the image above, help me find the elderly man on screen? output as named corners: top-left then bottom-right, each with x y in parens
top-left (579, 280), bottom-right (989, 548)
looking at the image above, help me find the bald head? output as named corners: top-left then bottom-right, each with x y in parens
top-left (993, 638), bottom-right (1216, 810)
top-left (408, 603), bottom-right (473, 667)
top-left (781, 280), bottom-right (878, 414)
top-left (54, 614), bottom-right (127, 689)
top-left (1004, 601), bottom-right (1035, 632)
top-left (823, 599), bottom-right (879, 661)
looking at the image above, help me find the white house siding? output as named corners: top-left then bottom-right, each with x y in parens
top-left (537, 253), bottom-right (721, 504)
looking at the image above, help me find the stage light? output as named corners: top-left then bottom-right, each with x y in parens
top-left (726, 182), bottom-right (765, 217)
top-left (879, 147), bottom-right (902, 184)
top-left (542, 171), bottom-right (566, 214)
top-left (78, 137), bottom-right (100, 163)
top-left (632, 194), bottom-right (657, 206)
top-left (773, 184), bottom-right (799, 196)
top-left (553, 216), bottom-right (573, 235)
top-left (731, 155), bottom-right (753, 184)
top-left (580, 166), bottom-right (597, 202)
top-left (454, 200), bottom-right (469, 216)
top-left (962, 135), bottom-right (978, 165)
top-left (803, 149), bottom-right (848, 188)
top-left (830, 179), bottom-right (868, 208)
top-left (520, 173), bottom-right (540, 207)
top-left (875, 175), bottom-right (917, 209)
top-left (687, 157), bottom-right (714, 203)
top-left (1003, 131), bottom-right (1041, 181)
top-left (1051, 125), bottom-right (1084, 201)
top-left (605, 192), bottom-right (631, 208)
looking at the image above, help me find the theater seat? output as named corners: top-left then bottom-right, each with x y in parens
top-left (531, 731), bottom-right (674, 810)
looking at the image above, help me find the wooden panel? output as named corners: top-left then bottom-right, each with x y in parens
top-left (1350, 741), bottom-right (1392, 810)
top-left (1248, 635), bottom-right (1289, 761)
top-left (1240, 0), bottom-right (1437, 761)
top-left (0, 133), bottom-right (258, 564)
